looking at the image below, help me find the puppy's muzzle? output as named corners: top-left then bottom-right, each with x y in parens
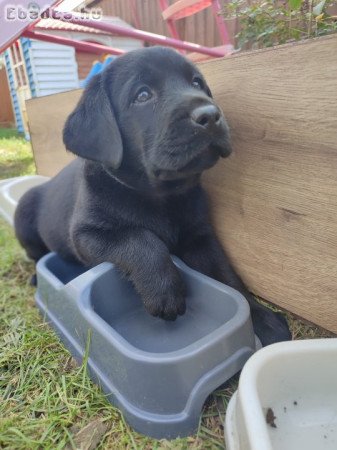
top-left (191, 104), bottom-right (222, 131)
top-left (190, 102), bottom-right (231, 158)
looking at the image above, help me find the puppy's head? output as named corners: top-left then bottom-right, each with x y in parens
top-left (63, 47), bottom-right (232, 192)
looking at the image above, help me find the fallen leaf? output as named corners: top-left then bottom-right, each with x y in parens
top-left (66, 418), bottom-right (110, 450)
top-left (63, 356), bottom-right (79, 373)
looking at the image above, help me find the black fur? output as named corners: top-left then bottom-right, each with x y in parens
top-left (15, 47), bottom-right (291, 346)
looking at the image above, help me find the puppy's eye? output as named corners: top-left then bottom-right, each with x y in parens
top-left (192, 77), bottom-right (204, 90)
top-left (134, 87), bottom-right (152, 103)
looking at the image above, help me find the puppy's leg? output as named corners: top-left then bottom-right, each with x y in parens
top-left (178, 231), bottom-right (291, 346)
top-left (14, 188), bottom-right (49, 285)
top-left (74, 228), bottom-right (186, 320)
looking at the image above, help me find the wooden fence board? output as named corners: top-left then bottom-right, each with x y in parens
top-left (0, 67), bottom-right (15, 127)
top-left (91, 0), bottom-right (225, 47)
top-left (26, 90), bottom-right (79, 176)
top-left (199, 35), bottom-right (337, 333)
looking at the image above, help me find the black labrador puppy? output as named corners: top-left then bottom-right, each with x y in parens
top-left (15, 47), bottom-right (291, 346)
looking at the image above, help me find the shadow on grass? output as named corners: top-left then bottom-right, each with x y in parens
top-left (2, 259), bottom-right (34, 284)
top-left (0, 157), bottom-right (35, 179)
top-left (0, 128), bottom-right (23, 139)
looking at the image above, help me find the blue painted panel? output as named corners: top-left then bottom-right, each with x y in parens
top-left (29, 40), bottom-right (79, 97)
top-left (21, 37), bottom-right (36, 97)
top-left (4, 50), bottom-right (24, 134)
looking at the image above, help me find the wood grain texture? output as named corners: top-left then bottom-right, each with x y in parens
top-left (75, 51), bottom-right (100, 81)
top-left (0, 67), bottom-right (15, 127)
top-left (198, 35), bottom-right (337, 333)
top-left (26, 90), bottom-right (80, 176)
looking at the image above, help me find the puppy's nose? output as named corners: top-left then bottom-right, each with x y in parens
top-left (191, 104), bottom-right (221, 129)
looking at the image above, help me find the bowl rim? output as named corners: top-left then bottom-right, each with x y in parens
top-left (39, 252), bottom-right (254, 362)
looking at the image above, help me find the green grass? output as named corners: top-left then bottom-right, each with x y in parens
top-left (0, 128), bottom-right (333, 449)
top-left (0, 129), bottom-right (35, 178)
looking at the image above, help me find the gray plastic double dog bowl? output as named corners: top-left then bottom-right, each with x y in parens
top-left (36, 252), bottom-right (259, 439)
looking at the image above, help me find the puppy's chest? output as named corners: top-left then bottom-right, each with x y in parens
top-left (132, 204), bottom-right (181, 250)
top-left (92, 191), bottom-right (195, 251)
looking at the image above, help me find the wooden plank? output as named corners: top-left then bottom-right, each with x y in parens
top-left (198, 35), bottom-right (337, 333)
top-left (26, 90), bottom-right (81, 176)
top-left (0, 67), bottom-right (15, 127)
top-left (75, 51), bottom-right (98, 80)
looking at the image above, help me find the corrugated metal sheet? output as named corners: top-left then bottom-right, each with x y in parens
top-left (34, 17), bottom-right (106, 34)
top-left (29, 39), bottom-right (79, 97)
top-left (34, 16), bottom-right (137, 35)
top-left (4, 50), bottom-right (24, 133)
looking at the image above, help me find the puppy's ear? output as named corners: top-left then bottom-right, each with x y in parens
top-left (63, 72), bottom-right (123, 168)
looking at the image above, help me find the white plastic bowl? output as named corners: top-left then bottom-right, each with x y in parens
top-left (0, 175), bottom-right (49, 226)
top-left (225, 338), bottom-right (337, 450)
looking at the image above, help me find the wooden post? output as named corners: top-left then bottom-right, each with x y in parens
top-left (199, 35), bottom-right (337, 333)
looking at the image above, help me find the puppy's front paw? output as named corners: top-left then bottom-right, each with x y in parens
top-left (143, 282), bottom-right (186, 321)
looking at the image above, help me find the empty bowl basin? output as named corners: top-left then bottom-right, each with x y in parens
top-left (36, 252), bottom-right (259, 439)
top-left (225, 339), bottom-right (337, 450)
top-left (0, 175), bottom-right (49, 225)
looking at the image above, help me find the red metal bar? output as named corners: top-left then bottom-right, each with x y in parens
top-left (159, 0), bottom-right (181, 41)
top-left (23, 29), bottom-right (125, 55)
top-left (51, 11), bottom-right (227, 57)
top-left (211, 0), bottom-right (231, 45)
top-left (130, 0), bottom-right (142, 30)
